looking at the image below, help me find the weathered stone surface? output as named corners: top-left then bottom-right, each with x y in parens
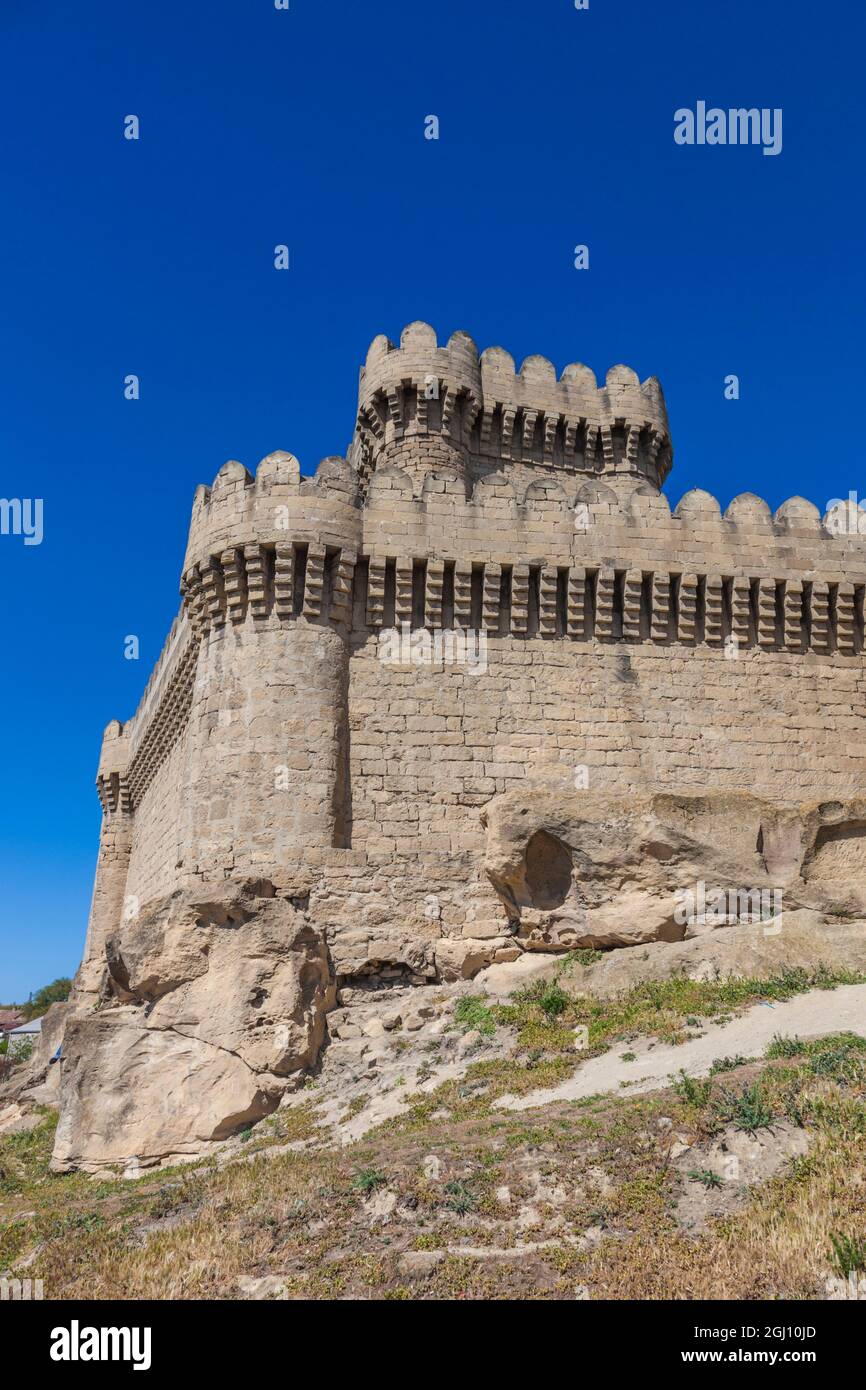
top-left (674, 1122), bottom-right (811, 1233)
top-left (52, 1011), bottom-right (286, 1172)
top-left (478, 910), bottom-right (866, 1000)
top-left (0, 1102), bottom-right (43, 1138)
top-left (328, 930), bottom-right (436, 981)
top-left (3, 1001), bottom-right (71, 1107)
top-left (398, 1250), bottom-right (445, 1278)
top-left (476, 953), bottom-right (569, 996)
top-left (482, 790), bottom-right (866, 950)
top-left (107, 884), bottom-right (333, 1076)
top-left (235, 1274), bottom-right (289, 1300)
top-left (51, 884), bottom-right (334, 1171)
top-left (434, 936), bottom-right (514, 980)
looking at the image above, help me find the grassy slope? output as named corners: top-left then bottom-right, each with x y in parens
top-left (2, 965), bottom-right (865, 1301)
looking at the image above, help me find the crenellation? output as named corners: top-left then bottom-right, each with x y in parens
top-left (454, 562), bottom-right (473, 628)
top-left (539, 565), bottom-right (560, 639)
top-left (424, 558), bottom-right (445, 629)
top-left (365, 557), bottom-right (387, 628)
top-left (244, 543), bottom-right (269, 621)
top-left (394, 558), bottom-right (414, 628)
top-left (329, 550), bottom-right (356, 627)
top-left (301, 545), bottom-right (326, 621)
top-left (651, 572), bottom-right (671, 643)
top-left (757, 578), bottom-right (779, 649)
top-left (783, 578), bottom-right (805, 650)
top-left (273, 543), bottom-right (295, 620)
top-left (200, 559), bottom-right (226, 630)
top-left (677, 573), bottom-right (698, 643)
top-left (221, 548), bottom-right (247, 624)
top-left (566, 567), bottom-right (587, 639)
top-left (510, 564), bottom-right (529, 638)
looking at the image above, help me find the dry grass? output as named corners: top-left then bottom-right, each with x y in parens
top-left (2, 1005), bottom-right (864, 1300)
top-left (497, 962), bottom-right (866, 1052)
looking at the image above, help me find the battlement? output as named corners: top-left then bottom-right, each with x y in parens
top-left (178, 453), bottom-right (866, 625)
top-left (351, 321), bottom-right (672, 494)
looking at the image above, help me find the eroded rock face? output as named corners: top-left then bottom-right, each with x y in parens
top-left (481, 790), bottom-right (866, 950)
top-left (328, 929), bottom-right (437, 982)
top-left (1, 1000), bottom-right (71, 1107)
top-left (476, 909), bottom-right (866, 999)
top-left (51, 883), bottom-right (334, 1172)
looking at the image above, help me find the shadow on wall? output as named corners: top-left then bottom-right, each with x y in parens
top-left (525, 830), bottom-right (574, 911)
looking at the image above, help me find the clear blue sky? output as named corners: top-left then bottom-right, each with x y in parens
top-left (1, 0), bottom-right (863, 1001)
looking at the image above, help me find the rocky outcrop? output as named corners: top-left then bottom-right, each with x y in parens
top-left (477, 908), bottom-right (866, 999)
top-left (51, 882), bottom-right (335, 1172)
top-left (481, 790), bottom-right (866, 950)
top-left (1, 1000), bottom-right (70, 1106)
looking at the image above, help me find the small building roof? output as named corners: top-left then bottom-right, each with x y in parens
top-left (8, 1018), bottom-right (42, 1035)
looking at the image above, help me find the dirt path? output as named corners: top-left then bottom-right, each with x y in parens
top-left (496, 982), bottom-right (866, 1112)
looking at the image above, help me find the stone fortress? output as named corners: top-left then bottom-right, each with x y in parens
top-left (45, 322), bottom-right (866, 1168)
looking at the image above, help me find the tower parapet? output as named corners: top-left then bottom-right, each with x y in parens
top-left (95, 718), bottom-right (132, 815)
top-left (350, 321), bottom-right (672, 496)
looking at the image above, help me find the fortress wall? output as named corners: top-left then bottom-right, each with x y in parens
top-left (77, 811), bottom-right (134, 998)
top-left (124, 612), bottom-right (192, 756)
top-left (354, 322), bottom-right (671, 491)
top-left (114, 466), bottom-right (866, 896)
top-left (347, 638), bottom-right (866, 861)
top-left (304, 846), bottom-right (505, 960)
top-left (124, 733), bottom-right (189, 907)
top-left (94, 465), bottom-right (866, 902)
